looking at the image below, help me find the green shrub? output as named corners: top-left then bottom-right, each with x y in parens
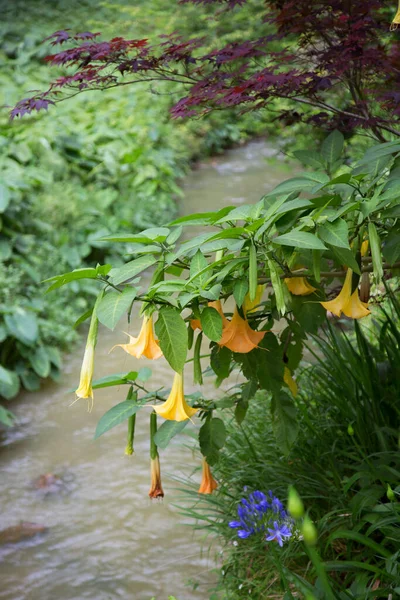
top-left (181, 292), bottom-right (400, 598)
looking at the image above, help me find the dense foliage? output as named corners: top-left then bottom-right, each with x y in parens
top-left (11, 1), bottom-right (400, 141)
top-left (182, 292), bottom-right (400, 598)
top-left (0, 0), bottom-right (267, 421)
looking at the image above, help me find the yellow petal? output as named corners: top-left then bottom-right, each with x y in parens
top-left (243, 284), bottom-right (265, 314)
top-left (75, 345), bottom-right (94, 400)
top-left (320, 269), bottom-right (353, 317)
top-left (153, 372), bottom-right (198, 422)
top-left (284, 366), bottom-right (298, 397)
top-left (342, 290), bottom-right (371, 319)
top-left (111, 316), bottom-right (162, 360)
top-left (285, 277), bottom-right (316, 296)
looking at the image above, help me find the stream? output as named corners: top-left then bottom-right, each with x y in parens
top-left (0, 140), bottom-right (291, 600)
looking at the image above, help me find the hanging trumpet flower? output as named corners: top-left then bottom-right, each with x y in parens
top-left (149, 411), bottom-right (164, 499)
top-left (283, 366), bottom-right (298, 397)
top-left (111, 314), bottom-right (162, 360)
top-left (243, 284), bottom-right (265, 314)
top-left (219, 306), bottom-right (266, 353)
top-left (75, 294), bottom-right (102, 409)
top-left (285, 277), bottom-right (316, 296)
top-left (320, 269), bottom-right (370, 319)
top-left (391, 1), bottom-right (400, 30)
top-left (198, 458), bottom-right (218, 494)
top-left (153, 371), bottom-right (198, 421)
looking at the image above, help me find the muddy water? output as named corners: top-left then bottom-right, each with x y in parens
top-left (0, 141), bottom-right (291, 600)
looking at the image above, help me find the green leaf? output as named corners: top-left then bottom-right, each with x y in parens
top-left (293, 150), bottom-right (325, 169)
top-left (155, 307), bottom-right (188, 373)
top-left (0, 184), bottom-right (10, 213)
top-left (166, 226), bottom-right (182, 245)
top-left (331, 247), bottom-right (361, 275)
top-left (20, 370), bottom-right (40, 391)
top-left (248, 241), bottom-right (257, 301)
top-left (267, 177), bottom-right (320, 197)
top-left (92, 371), bottom-right (138, 389)
top-left (201, 284), bottom-right (222, 301)
top-left (211, 346), bottom-right (231, 382)
top-left (138, 367), bottom-right (152, 382)
top-left (74, 308), bottom-right (93, 328)
top-left (97, 287), bottom-right (137, 330)
top-left (99, 227), bottom-right (170, 243)
top-left (154, 420), bottom-right (188, 449)
top-left (0, 365), bottom-right (20, 400)
top-left (273, 231), bottom-right (326, 250)
top-left (271, 391), bottom-right (299, 455)
top-left (368, 222), bottom-right (383, 284)
top-left (0, 405), bottom-right (16, 427)
top-left (190, 250), bottom-right (208, 287)
top-left (200, 307), bottom-right (223, 342)
top-left (382, 227), bottom-right (400, 265)
top-left (5, 310), bottom-right (38, 345)
top-left (199, 417), bottom-right (227, 465)
top-left (193, 331), bottom-right (203, 385)
top-left (30, 347), bottom-right (51, 378)
top-left (44, 268), bottom-right (99, 292)
top-left (94, 399), bottom-right (145, 439)
top-left (235, 399), bottom-right (249, 425)
top-left (318, 218), bottom-right (350, 249)
top-left (321, 130), bottom-right (344, 165)
top-left (0, 240), bottom-right (12, 261)
top-left (109, 255), bottom-right (158, 286)
top-left (233, 278), bottom-right (249, 308)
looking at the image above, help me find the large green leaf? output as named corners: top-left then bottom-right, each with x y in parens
top-left (331, 247), bottom-right (361, 275)
top-left (5, 310), bottom-right (38, 345)
top-left (271, 391), bottom-right (299, 455)
top-left (97, 287), bottom-right (137, 330)
top-left (318, 218), bottom-right (349, 249)
top-left (273, 231), bottom-right (326, 250)
top-left (0, 184), bottom-right (10, 213)
top-left (155, 307), bottom-right (188, 373)
top-left (0, 405), bottom-right (16, 427)
top-left (233, 278), bottom-right (249, 308)
top-left (94, 399), bottom-right (145, 439)
top-left (200, 307), bottom-right (223, 342)
top-left (154, 420), bottom-right (188, 449)
top-left (30, 347), bottom-right (51, 378)
top-left (0, 365), bottom-right (20, 400)
top-left (321, 130), bottom-right (344, 165)
top-left (190, 250), bottom-right (208, 288)
top-left (109, 255), bottom-right (158, 285)
top-left (199, 417), bottom-right (227, 465)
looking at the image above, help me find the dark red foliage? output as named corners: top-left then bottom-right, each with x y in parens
top-left (10, 1), bottom-right (400, 139)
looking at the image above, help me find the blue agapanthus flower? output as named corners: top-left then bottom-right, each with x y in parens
top-left (229, 488), bottom-right (293, 547)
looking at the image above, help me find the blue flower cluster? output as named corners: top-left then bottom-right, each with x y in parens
top-left (229, 489), bottom-right (293, 547)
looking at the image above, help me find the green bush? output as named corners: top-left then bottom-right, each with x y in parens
top-left (181, 291), bottom-right (400, 598)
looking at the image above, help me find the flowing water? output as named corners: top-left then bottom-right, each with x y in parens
top-left (0, 140), bottom-right (292, 600)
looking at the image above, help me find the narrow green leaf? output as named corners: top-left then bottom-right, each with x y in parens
top-left (190, 250), bottom-right (208, 288)
top-left (312, 250), bottom-right (321, 283)
top-left (200, 307), bottom-right (223, 342)
top-left (109, 255), bottom-right (158, 286)
top-left (92, 372), bottom-right (138, 389)
top-left (248, 241), bottom-right (257, 301)
top-left (368, 222), bottom-right (383, 284)
top-left (193, 332), bottom-right (203, 385)
top-left (199, 417), bottom-right (227, 466)
top-left (97, 287), bottom-right (137, 330)
top-left (155, 307), bottom-right (188, 373)
top-left (233, 278), bottom-right (249, 308)
top-left (273, 231), bottom-right (327, 250)
top-left (267, 258), bottom-right (286, 316)
top-left (94, 400), bottom-right (145, 439)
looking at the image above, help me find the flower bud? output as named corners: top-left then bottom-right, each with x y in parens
top-left (387, 484), bottom-right (396, 502)
top-left (301, 515), bottom-right (317, 545)
top-left (347, 424), bottom-right (354, 436)
top-left (287, 485), bottom-right (304, 519)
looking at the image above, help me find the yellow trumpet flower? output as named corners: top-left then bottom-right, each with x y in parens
top-left (154, 371), bottom-right (198, 421)
top-left (283, 367), bottom-right (298, 397)
top-left (148, 455), bottom-right (164, 499)
top-left (75, 310), bottom-right (98, 409)
top-left (243, 284), bottom-right (265, 314)
top-left (219, 306), bottom-right (266, 353)
top-left (285, 277), bottom-right (316, 296)
top-left (321, 269), bottom-right (370, 319)
top-left (111, 315), bottom-right (162, 360)
top-left (198, 458), bottom-right (218, 494)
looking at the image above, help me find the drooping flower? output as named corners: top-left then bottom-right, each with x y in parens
top-left (111, 315), bottom-right (162, 360)
top-left (285, 277), bottom-right (316, 296)
top-left (243, 284), bottom-right (265, 314)
top-left (75, 310), bottom-right (98, 409)
top-left (283, 366), bottom-right (298, 397)
top-left (266, 521), bottom-right (292, 547)
top-left (153, 371), bottom-right (198, 421)
top-left (148, 455), bottom-right (164, 499)
top-left (320, 269), bottom-right (370, 319)
top-left (190, 318), bottom-right (202, 331)
top-left (198, 458), bottom-right (218, 494)
top-left (219, 307), bottom-right (266, 353)
top-left (391, 1), bottom-right (400, 30)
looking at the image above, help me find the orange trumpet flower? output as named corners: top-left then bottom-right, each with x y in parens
top-left (198, 458), bottom-right (218, 494)
top-left (111, 315), bottom-right (162, 360)
top-left (219, 307), bottom-right (266, 353)
top-left (148, 455), bottom-right (164, 499)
